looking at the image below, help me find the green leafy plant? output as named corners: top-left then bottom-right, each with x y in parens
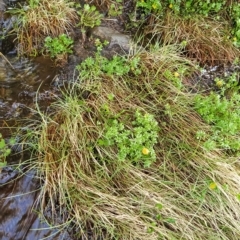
top-left (76, 4), bottom-right (102, 31)
top-left (44, 34), bottom-right (73, 58)
top-left (136, 0), bottom-right (162, 14)
top-left (135, 0), bottom-right (226, 17)
top-left (98, 110), bottom-right (159, 167)
top-left (167, 0), bottom-right (226, 17)
top-left (108, 0), bottom-right (123, 17)
top-left (101, 55), bottom-right (136, 76)
top-left (0, 133), bottom-right (14, 168)
top-left (230, 3), bottom-right (240, 47)
top-left (76, 39), bottom-right (141, 79)
top-left (77, 54), bottom-right (141, 79)
top-left (194, 72), bottom-right (240, 152)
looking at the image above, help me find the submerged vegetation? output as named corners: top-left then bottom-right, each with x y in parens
top-left (2, 0), bottom-right (240, 239)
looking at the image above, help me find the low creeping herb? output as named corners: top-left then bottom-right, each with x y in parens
top-left (44, 34), bottom-right (73, 58)
top-left (76, 39), bottom-right (141, 79)
top-left (76, 4), bottom-right (102, 32)
top-left (194, 72), bottom-right (240, 152)
top-left (168, 0), bottom-right (226, 17)
top-left (231, 3), bottom-right (240, 47)
top-left (0, 133), bottom-right (15, 168)
top-left (108, 0), bottom-right (123, 17)
top-left (98, 110), bottom-right (159, 167)
top-left (136, 0), bottom-right (162, 14)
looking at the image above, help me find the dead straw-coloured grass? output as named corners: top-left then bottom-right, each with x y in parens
top-left (144, 11), bottom-right (239, 65)
top-left (33, 45), bottom-right (240, 239)
top-left (10, 0), bottom-right (77, 55)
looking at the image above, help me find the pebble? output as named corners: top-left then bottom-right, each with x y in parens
top-left (91, 26), bottom-right (131, 52)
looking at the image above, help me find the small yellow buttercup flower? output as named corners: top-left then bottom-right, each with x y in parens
top-left (216, 80), bottom-right (224, 88)
top-left (174, 72), bottom-right (179, 77)
top-left (142, 147), bottom-right (150, 155)
top-left (233, 37), bottom-right (237, 42)
top-left (169, 4), bottom-right (173, 9)
top-left (152, 3), bottom-right (157, 9)
top-left (209, 182), bottom-right (217, 190)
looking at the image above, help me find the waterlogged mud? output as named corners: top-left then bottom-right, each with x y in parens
top-left (185, 63), bottom-right (240, 93)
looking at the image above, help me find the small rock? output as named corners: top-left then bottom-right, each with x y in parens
top-left (0, 0), bottom-right (5, 11)
top-left (91, 26), bottom-right (131, 52)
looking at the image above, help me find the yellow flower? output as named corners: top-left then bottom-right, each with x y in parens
top-left (233, 37), bottom-right (237, 42)
top-left (174, 72), bottom-right (179, 77)
top-left (142, 147), bottom-right (150, 155)
top-left (209, 182), bottom-right (217, 190)
top-left (169, 4), bottom-right (173, 9)
top-left (215, 80), bottom-right (224, 88)
top-left (152, 3), bottom-right (157, 9)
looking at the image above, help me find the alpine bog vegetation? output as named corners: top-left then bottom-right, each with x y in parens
top-left (28, 44), bottom-right (240, 239)
top-left (5, 0), bottom-right (240, 239)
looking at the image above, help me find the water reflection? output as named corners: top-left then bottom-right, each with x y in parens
top-left (0, 55), bottom-right (57, 119)
top-left (0, 168), bottom-right (73, 240)
top-left (0, 53), bottom-right (72, 238)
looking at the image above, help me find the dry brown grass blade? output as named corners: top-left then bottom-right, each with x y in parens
top-left (11, 0), bottom-right (78, 55)
top-left (145, 11), bottom-right (239, 65)
top-left (0, 52), bottom-right (15, 70)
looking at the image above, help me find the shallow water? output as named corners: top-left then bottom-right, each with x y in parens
top-left (0, 53), bottom-right (74, 239)
top-left (0, 168), bottom-right (73, 240)
top-left (0, 55), bottom-right (57, 119)
top-left (0, 54), bottom-right (75, 238)
top-left (0, 2), bottom-right (77, 236)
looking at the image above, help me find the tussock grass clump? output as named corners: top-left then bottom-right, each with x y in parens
top-left (33, 45), bottom-right (240, 239)
top-left (144, 12), bottom-right (239, 65)
top-left (10, 0), bottom-right (77, 55)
